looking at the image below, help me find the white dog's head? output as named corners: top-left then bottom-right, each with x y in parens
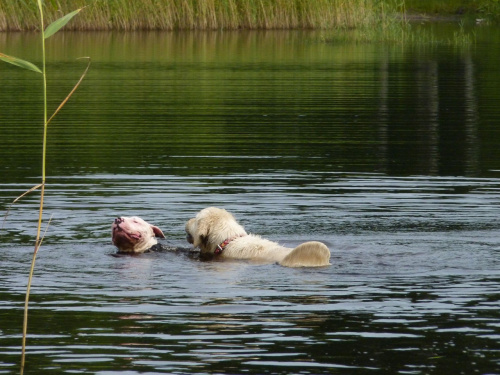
top-left (185, 207), bottom-right (247, 254)
top-left (112, 216), bottom-right (165, 253)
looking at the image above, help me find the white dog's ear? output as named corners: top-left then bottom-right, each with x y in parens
top-left (193, 220), bottom-right (210, 249)
top-left (151, 225), bottom-right (165, 239)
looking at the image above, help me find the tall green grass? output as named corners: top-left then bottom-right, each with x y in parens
top-left (318, 0), bottom-right (476, 47)
top-left (405, 0), bottom-right (500, 17)
top-left (323, 17), bottom-right (476, 47)
top-left (0, 0), bottom-right (397, 31)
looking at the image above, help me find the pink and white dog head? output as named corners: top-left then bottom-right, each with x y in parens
top-left (112, 216), bottom-right (165, 253)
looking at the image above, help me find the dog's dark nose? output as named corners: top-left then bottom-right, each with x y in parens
top-left (115, 217), bottom-right (124, 225)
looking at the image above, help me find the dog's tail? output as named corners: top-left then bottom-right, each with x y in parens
top-left (279, 241), bottom-right (331, 267)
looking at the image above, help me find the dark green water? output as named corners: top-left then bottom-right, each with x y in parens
top-left (1, 27), bottom-right (500, 374)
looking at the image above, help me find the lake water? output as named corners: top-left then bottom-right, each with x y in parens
top-left (1, 25), bottom-right (500, 374)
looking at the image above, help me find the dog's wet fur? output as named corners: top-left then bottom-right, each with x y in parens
top-left (185, 207), bottom-right (331, 267)
top-left (112, 209), bottom-right (330, 267)
top-left (111, 242), bottom-right (202, 260)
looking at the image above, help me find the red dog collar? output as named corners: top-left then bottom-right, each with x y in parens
top-left (214, 234), bottom-right (246, 255)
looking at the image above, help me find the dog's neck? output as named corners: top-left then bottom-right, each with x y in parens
top-left (214, 234), bottom-right (246, 255)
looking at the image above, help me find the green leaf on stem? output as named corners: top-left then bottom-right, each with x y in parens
top-left (44, 8), bottom-right (83, 39)
top-left (0, 53), bottom-right (42, 73)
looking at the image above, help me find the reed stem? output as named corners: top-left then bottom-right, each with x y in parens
top-left (0, 0), bottom-right (396, 31)
top-left (20, 1), bottom-right (47, 372)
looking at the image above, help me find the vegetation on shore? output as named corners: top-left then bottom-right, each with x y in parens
top-left (1, 0), bottom-right (402, 31)
top-left (1, 0), bottom-right (498, 32)
top-left (405, 0), bottom-right (500, 19)
top-left (1, 1), bottom-right (498, 32)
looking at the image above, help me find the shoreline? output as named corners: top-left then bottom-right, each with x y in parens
top-left (0, 1), bottom-right (492, 33)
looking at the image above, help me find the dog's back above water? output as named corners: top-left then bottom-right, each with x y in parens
top-left (185, 207), bottom-right (331, 267)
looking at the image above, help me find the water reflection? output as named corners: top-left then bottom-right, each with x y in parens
top-left (1, 28), bottom-right (500, 374)
top-left (378, 48), bottom-right (480, 176)
top-left (1, 29), bottom-right (500, 181)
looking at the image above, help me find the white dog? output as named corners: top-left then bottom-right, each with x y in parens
top-left (112, 216), bottom-right (165, 253)
top-left (185, 207), bottom-right (331, 267)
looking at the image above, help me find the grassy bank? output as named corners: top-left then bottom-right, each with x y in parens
top-left (0, 0), bottom-right (403, 31)
top-left (405, 0), bottom-right (500, 18)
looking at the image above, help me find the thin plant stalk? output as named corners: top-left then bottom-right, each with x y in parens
top-left (20, 1), bottom-right (47, 372)
top-left (0, 2), bottom-right (88, 373)
top-left (19, 50), bottom-right (90, 370)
